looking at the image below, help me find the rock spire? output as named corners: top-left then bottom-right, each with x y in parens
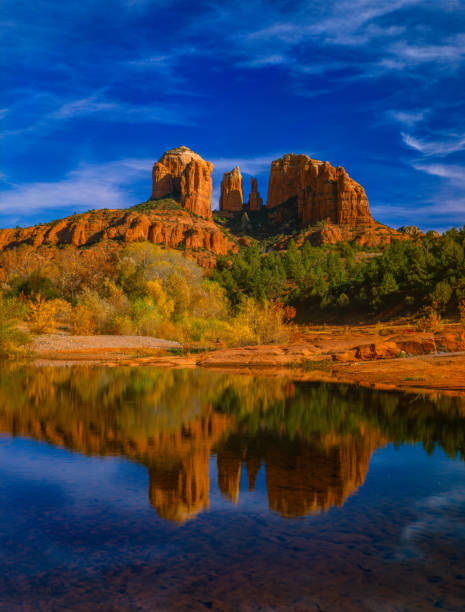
top-left (248, 177), bottom-right (263, 210)
top-left (219, 166), bottom-right (243, 212)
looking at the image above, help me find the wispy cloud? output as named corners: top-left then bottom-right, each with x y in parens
top-left (0, 158), bottom-right (153, 225)
top-left (215, 0), bottom-right (460, 81)
top-left (387, 110), bottom-right (428, 127)
top-left (413, 162), bottom-right (465, 185)
top-left (211, 155), bottom-right (277, 176)
top-left (401, 132), bottom-right (465, 156)
top-left (372, 199), bottom-right (465, 228)
top-left (1, 94), bottom-right (197, 140)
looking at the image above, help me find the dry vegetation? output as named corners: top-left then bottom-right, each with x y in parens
top-left (0, 242), bottom-right (293, 353)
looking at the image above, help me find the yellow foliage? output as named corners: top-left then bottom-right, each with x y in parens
top-left (26, 294), bottom-right (58, 334)
top-left (223, 298), bottom-right (293, 346)
top-left (72, 305), bottom-right (96, 335)
top-left (145, 280), bottom-right (175, 318)
top-left (416, 310), bottom-right (443, 333)
top-left (51, 298), bottom-right (73, 324)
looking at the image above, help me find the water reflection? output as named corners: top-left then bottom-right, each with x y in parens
top-left (0, 364), bottom-right (464, 523)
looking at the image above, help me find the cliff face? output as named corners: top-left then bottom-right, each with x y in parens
top-left (248, 177), bottom-right (263, 211)
top-left (219, 166), bottom-right (243, 212)
top-left (266, 154), bottom-right (374, 227)
top-left (151, 146), bottom-right (213, 219)
top-left (0, 205), bottom-right (237, 267)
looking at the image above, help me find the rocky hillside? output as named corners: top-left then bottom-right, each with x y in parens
top-left (0, 146), bottom-right (416, 264)
top-left (0, 199), bottom-right (237, 267)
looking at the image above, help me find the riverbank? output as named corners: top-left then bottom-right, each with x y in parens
top-left (23, 323), bottom-right (465, 397)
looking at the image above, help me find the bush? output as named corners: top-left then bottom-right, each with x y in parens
top-left (26, 294), bottom-right (58, 333)
top-left (72, 305), bottom-right (96, 335)
top-left (225, 298), bottom-right (293, 346)
top-left (416, 311), bottom-right (443, 333)
top-left (0, 296), bottom-right (29, 354)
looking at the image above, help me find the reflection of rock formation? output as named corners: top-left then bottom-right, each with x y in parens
top-left (148, 453), bottom-right (210, 523)
top-left (6, 366), bottom-right (462, 522)
top-left (246, 456), bottom-right (261, 491)
top-left (217, 448), bottom-right (243, 503)
top-left (218, 431), bottom-right (384, 517)
top-left (146, 414), bottom-right (230, 522)
top-left (263, 433), bottom-right (381, 516)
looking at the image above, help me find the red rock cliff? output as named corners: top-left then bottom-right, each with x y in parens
top-left (248, 177), bottom-right (263, 211)
top-left (266, 154), bottom-right (373, 227)
top-left (151, 146), bottom-right (213, 219)
top-left (219, 166), bottom-right (243, 212)
top-left (0, 206), bottom-right (237, 268)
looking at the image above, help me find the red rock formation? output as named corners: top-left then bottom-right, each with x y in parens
top-left (151, 146), bottom-right (214, 219)
top-left (266, 154), bottom-right (374, 227)
top-left (219, 166), bottom-right (243, 212)
top-left (248, 177), bottom-right (263, 211)
top-left (0, 206), bottom-right (238, 267)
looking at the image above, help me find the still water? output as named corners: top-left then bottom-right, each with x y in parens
top-left (0, 364), bottom-right (464, 611)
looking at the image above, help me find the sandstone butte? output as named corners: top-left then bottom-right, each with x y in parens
top-left (219, 166), bottom-right (243, 212)
top-left (151, 146), bottom-right (213, 219)
top-left (0, 146), bottom-right (417, 261)
top-left (266, 153), bottom-right (374, 227)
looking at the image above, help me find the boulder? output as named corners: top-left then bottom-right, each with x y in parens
top-left (354, 341), bottom-right (400, 360)
top-left (388, 334), bottom-right (436, 355)
top-left (435, 331), bottom-right (465, 353)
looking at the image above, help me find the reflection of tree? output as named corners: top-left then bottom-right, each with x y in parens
top-left (0, 363), bottom-right (463, 522)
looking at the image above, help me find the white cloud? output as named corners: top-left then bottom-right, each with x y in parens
top-left (0, 94), bottom-right (197, 141)
top-left (387, 110), bottom-right (428, 126)
top-left (211, 155), bottom-right (277, 176)
top-left (397, 486), bottom-right (465, 560)
top-left (401, 132), bottom-right (465, 156)
top-left (0, 158), bottom-right (153, 221)
top-left (413, 163), bottom-right (465, 185)
top-left (372, 198), bottom-right (465, 229)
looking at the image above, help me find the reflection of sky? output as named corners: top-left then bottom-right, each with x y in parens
top-left (0, 437), bottom-right (465, 609)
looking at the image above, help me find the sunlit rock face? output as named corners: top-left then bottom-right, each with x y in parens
top-left (0, 208), bottom-right (237, 269)
top-left (219, 166), bottom-right (243, 212)
top-left (266, 154), bottom-right (374, 227)
top-left (151, 146), bottom-right (214, 219)
top-left (248, 177), bottom-right (263, 211)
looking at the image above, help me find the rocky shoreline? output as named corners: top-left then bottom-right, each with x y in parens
top-left (24, 324), bottom-right (465, 398)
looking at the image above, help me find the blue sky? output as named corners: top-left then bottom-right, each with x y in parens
top-left (1, 0), bottom-right (465, 231)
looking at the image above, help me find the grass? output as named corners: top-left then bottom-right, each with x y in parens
top-left (131, 198), bottom-right (183, 213)
top-left (295, 358), bottom-right (333, 371)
